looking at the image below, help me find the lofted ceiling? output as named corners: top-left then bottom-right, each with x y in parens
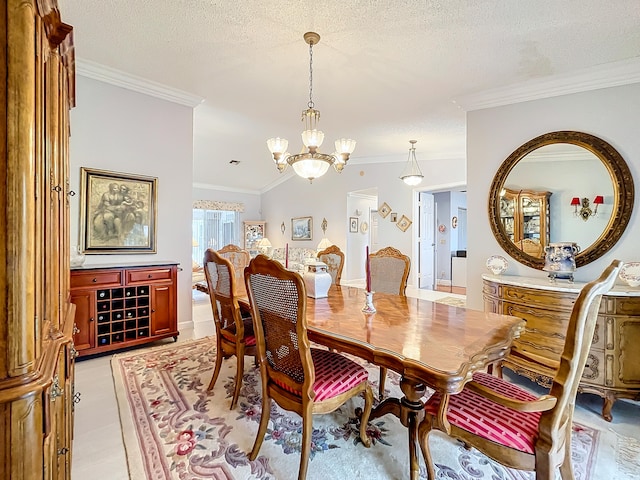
top-left (58, 0), bottom-right (640, 193)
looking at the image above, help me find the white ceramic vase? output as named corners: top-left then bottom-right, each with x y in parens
top-left (303, 262), bottom-right (332, 299)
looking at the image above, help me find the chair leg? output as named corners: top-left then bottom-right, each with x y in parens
top-left (359, 384), bottom-right (374, 448)
top-left (207, 338), bottom-right (224, 392)
top-left (557, 425), bottom-right (574, 480)
top-left (418, 416), bottom-right (436, 480)
top-left (230, 345), bottom-right (245, 410)
top-left (298, 406), bottom-right (313, 480)
top-left (379, 367), bottom-right (387, 399)
top-left (249, 397), bottom-right (271, 461)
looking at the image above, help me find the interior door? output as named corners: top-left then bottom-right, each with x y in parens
top-left (419, 192), bottom-right (435, 289)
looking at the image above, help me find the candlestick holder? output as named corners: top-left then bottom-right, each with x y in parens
top-left (362, 291), bottom-right (376, 313)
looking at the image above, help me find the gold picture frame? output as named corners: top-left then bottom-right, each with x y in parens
top-left (379, 202), bottom-right (391, 218)
top-left (80, 168), bottom-right (158, 253)
top-left (396, 215), bottom-right (412, 232)
top-left (291, 216), bottom-right (313, 241)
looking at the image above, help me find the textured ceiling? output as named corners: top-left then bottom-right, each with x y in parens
top-left (58, 0), bottom-right (640, 192)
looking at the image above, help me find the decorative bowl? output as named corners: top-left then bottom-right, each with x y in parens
top-left (619, 262), bottom-right (640, 287)
top-left (486, 255), bottom-right (508, 275)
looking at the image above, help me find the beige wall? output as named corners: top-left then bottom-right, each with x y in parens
top-left (69, 76), bottom-right (195, 327)
top-left (467, 82), bottom-right (640, 309)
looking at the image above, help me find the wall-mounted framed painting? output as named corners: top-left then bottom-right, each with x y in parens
top-left (397, 215), bottom-right (412, 232)
top-left (379, 202), bottom-right (391, 218)
top-left (291, 216), bottom-right (313, 240)
top-left (80, 168), bottom-right (157, 254)
top-left (349, 217), bottom-right (359, 233)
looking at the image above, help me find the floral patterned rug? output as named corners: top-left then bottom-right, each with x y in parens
top-left (112, 337), bottom-right (600, 480)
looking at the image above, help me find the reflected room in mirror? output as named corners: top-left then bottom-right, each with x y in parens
top-left (489, 131), bottom-right (634, 270)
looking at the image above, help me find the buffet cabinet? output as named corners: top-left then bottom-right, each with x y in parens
top-left (71, 263), bottom-right (179, 357)
top-left (483, 275), bottom-right (640, 421)
top-left (1, 1), bottom-right (77, 478)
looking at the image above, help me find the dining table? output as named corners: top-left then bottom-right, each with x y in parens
top-left (301, 285), bottom-right (525, 480)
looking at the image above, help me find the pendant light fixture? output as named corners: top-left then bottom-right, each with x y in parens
top-left (399, 140), bottom-right (424, 186)
top-left (267, 32), bottom-right (356, 183)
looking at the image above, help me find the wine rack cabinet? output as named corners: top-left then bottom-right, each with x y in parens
top-left (71, 263), bottom-right (179, 357)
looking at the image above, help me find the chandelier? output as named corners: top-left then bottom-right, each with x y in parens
top-left (267, 32), bottom-right (356, 183)
top-left (399, 140), bottom-right (424, 186)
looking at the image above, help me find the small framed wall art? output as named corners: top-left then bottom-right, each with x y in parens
top-left (349, 217), bottom-right (359, 233)
top-left (379, 202), bottom-right (391, 218)
top-left (390, 212), bottom-right (398, 222)
top-left (291, 216), bottom-right (313, 240)
top-left (396, 215), bottom-right (412, 232)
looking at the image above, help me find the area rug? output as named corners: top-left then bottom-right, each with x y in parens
top-left (434, 296), bottom-right (466, 308)
top-left (112, 338), bottom-right (601, 480)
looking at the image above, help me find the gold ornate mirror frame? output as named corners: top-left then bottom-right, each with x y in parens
top-left (488, 131), bottom-right (634, 270)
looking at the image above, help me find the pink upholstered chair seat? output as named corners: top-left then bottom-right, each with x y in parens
top-left (424, 372), bottom-right (541, 454)
top-left (221, 318), bottom-right (256, 346)
top-left (274, 348), bottom-right (369, 402)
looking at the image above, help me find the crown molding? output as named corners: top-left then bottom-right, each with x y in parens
top-left (76, 59), bottom-right (204, 107)
top-left (454, 57), bottom-right (640, 112)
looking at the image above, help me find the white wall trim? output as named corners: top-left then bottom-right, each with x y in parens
top-left (76, 59), bottom-right (204, 107)
top-left (454, 57), bottom-right (640, 112)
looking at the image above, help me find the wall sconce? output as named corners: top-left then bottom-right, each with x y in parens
top-left (572, 196), bottom-right (603, 221)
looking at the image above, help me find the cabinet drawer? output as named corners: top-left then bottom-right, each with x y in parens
top-left (503, 301), bottom-right (567, 360)
top-left (126, 268), bottom-right (173, 284)
top-left (502, 285), bottom-right (576, 311)
top-left (483, 281), bottom-right (500, 297)
top-left (71, 270), bottom-right (123, 289)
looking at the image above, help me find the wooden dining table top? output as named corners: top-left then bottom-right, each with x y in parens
top-left (303, 285), bottom-right (524, 394)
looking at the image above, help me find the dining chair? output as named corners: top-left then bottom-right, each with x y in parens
top-left (217, 244), bottom-right (251, 293)
top-left (245, 254), bottom-right (374, 480)
top-left (317, 244), bottom-right (345, 286)
top-left (418, 259), bottom-right (622, 480)
top-left (203, 248), bottom-right (256, 410)
top-left (369, 246), bottom-right (411, 295)
top-left (369, 246), bottom-right (411, 398)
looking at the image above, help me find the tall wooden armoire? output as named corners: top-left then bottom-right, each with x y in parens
top-left (1, 1), bottom-right (77, 478)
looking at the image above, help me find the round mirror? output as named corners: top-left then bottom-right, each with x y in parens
top-left (489, 131), bottom-right (634, 270)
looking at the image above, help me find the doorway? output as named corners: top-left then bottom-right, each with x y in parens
top-left (415, 184), bottom-right (467, 294)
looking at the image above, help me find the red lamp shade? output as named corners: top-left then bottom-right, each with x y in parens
top-left (593, 195), bottom-right (604, 205)
top-left (570, 197), bottom-right (580, 206)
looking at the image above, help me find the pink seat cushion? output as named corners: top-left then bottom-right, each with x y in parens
top-left (424, 372), bottom-right (541, 454)
top-left (221, 317), bottom-right (256, 346)
top-left (274, 348), bottom-right (369, 402)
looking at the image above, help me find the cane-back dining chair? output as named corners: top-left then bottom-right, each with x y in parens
top-left (204, 248), bottom-right (256, 410)
top-left (317, 244), bottom-right (345, 286)
top-left (369, 246), bottom-right (411, 398)
top-left (418, 259), bottom-right (622, 480)
top-left (245, 255), bottom-right (374, 480)
top-left (217, 244), bottom-right (251, 296)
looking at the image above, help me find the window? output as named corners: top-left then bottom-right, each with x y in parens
top-left (192, 209), bottom-right (240, 265)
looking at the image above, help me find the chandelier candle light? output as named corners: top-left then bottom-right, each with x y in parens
top-left (267, 32), bottom-right (356, 182)
top-left (399, 140), bottom-right (424, 186)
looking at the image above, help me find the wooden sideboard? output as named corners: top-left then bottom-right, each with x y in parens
top-left (71, 263), bottom-right (179, 357)
top-left (483, 274), bottom-right (640, 421)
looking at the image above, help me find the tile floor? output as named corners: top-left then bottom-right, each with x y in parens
top-left (71, 288), bottom-right (639, 479)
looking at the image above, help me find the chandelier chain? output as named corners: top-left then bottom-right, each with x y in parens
top-left (308, 42), bottom-right (314, 109)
